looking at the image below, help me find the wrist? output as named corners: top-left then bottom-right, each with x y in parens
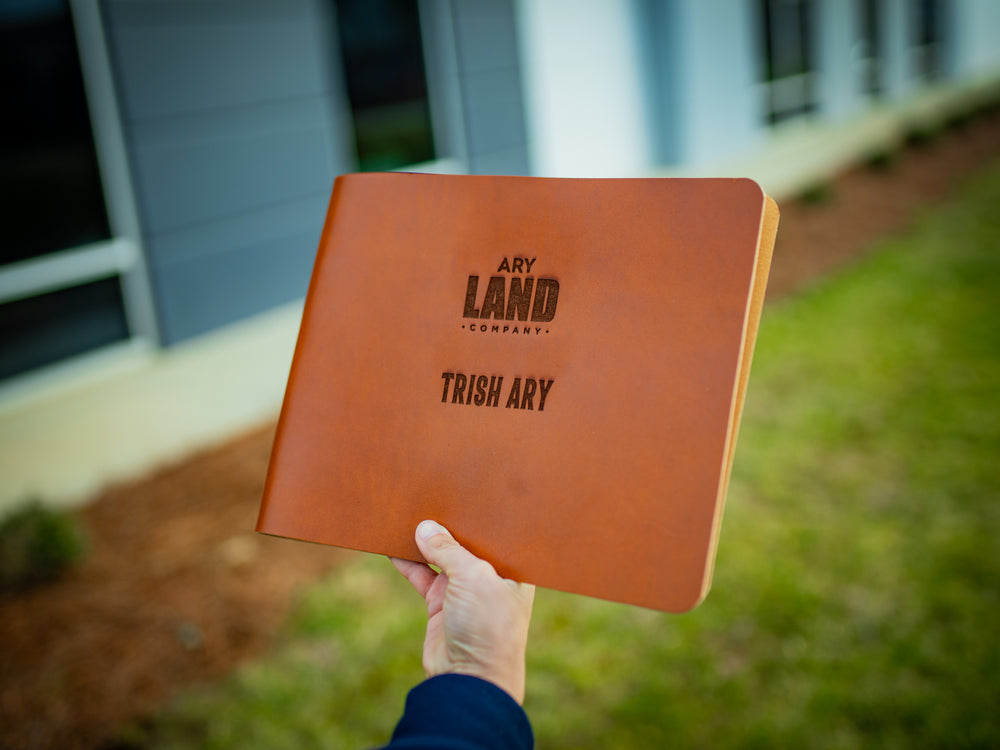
top-left (446, 657), bottom-right (526, 705)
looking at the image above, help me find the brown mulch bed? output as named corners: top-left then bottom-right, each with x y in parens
top-left (2, 106), bottom-right (1000, 750)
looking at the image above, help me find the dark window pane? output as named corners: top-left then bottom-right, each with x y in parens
top-left (769, 1), bottom-right (810, 79)
top-left (858, 0), bottom-right (883, 96)
top-left (915, 0), bottom-right (939, 46)
top-left (0, 1), bottom-right (111, 266)
top-left (760, 0), bottom-right (816, 124)
top-left (913, 0), bottom-right (943, 79)
top-left (334, 0), bottom-right (436, 171)
top-left (0, 277), bottom-right (129, 380)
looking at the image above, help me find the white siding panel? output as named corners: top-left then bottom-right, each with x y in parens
top-left (516, 0), bottom-right (654, 177)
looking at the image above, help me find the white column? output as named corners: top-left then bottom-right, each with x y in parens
top-left (515, 0), bottom-right (655, 177)
top-left (815, 0), bottom-right (862, 120)
top-left (946, 0), bottom-right (1000, 78)
top-left (881, 0), bottom-right (915, 100)
top-left (672, 0), bottom-right (761, 167)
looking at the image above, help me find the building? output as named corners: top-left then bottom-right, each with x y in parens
top-left (2, 0), bottom-right (999, 510)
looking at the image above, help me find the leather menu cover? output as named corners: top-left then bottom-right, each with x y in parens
top-left (257, 173), bottom-right (779, 612)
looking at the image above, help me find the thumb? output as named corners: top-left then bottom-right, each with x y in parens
top-left (415, 520), bottom-right (483, 577)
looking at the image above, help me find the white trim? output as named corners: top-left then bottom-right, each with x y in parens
top-left (0, 238), bottom-right (136, 305)
top-left (395, 156), bottom-right (466, 174)
top-left (659, 70), bottom-right (1000, 200)
top-left (0, 337), bottom-right (153, 418)
top-left (768, 72), bottom-right (817, 115)
top-left (70, 0), bottom-right (161, 345)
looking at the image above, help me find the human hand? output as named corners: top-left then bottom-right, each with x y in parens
top-left (391, 520), bottom-right (535, 704)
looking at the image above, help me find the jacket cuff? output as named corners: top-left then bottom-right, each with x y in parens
top-left (388, 674), bottom-right (533, 750)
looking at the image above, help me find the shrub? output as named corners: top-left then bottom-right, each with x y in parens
top-left (864, 147), bottom-right (899, 171)
top-left (0, 500), bottom-right (87, 593)
top-left (798, 181), bottom-right (835, 205)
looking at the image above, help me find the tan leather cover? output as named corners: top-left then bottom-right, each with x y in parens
top-left (257, 173), bottom-right (779, 612)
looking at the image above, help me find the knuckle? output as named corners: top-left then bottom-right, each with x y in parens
top-left (467, 558), bottom-right (497, 580)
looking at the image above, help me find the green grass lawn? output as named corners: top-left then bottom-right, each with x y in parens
top-left (131, 161), bottom-right (1000, 749)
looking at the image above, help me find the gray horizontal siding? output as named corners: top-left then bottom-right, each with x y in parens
top-left (127, 100), bottom-right (336, 235)
top-left (460, 68), bottom-right (527, 157)
top-left (102, 0), bottom-right (353, 344)
top-left (450, 0), bottom-right (529, 175)
top-left (104, 11), bottom-right (328, 121)
top-left (146, 193), bottom-right (330, 267)
top-left (149, 228), bottom-right (319, 341)
top-left (470, 145), bottom-right (529, 176)
top-left (451, 0), bottom-right (520, 73)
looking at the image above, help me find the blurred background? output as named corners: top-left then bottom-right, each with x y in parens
top-left (2, 0), bottom-right (998, 507)
top-left (1, 1), bottom-right (999, 749)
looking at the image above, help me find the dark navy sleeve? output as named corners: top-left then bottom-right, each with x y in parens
top-left (380, 674), bottom-right (533, 750)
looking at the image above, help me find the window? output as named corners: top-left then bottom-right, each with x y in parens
top-left (759, 0), bottom-right (817, 125)
top-left (0, 277), bottom-right (128, 381)
top-left (0, 1), bottom-right (129, 381)
top-left (856, 0), bottom-right (883, 97)
top-left (0, 1), bottom-right (111, 265)
top-left (334, 0), bottom-right (436, 171)
top-left (911, 0), bottom-right (944, 81)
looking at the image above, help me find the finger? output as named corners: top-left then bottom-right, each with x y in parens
top-left (390, 556), bottom-right (438, 599)
top-left (414, 520), bottom-right (486, 578)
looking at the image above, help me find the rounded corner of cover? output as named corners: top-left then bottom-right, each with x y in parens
top-left (732, 176), bottom-right (767, 202)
